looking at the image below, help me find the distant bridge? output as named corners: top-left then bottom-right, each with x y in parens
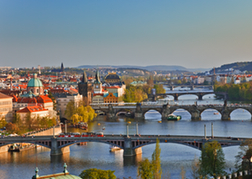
top-left (157, 90), bottom-right (214, 100)
top-left (92, 103), bottom-right (252, 121)
top-left (0, 135), bottom-right (245, 157)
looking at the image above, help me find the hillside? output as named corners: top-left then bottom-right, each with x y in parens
top-left (210, 62), bottom-right (252, 73)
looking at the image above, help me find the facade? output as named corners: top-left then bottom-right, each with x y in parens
top-left (16, 106), bottom-right (49, 121)
top-left (56, 94), bottom-right (83, 119)
top-left (78, 71), bottom-right (92, 104)
top-left (0, 92), bottom-right (13, 122)
top-left (103, 93), bottom-right (118, 103)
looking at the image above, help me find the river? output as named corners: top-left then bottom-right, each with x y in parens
top-left (0, 88), bottom-right (251, 178)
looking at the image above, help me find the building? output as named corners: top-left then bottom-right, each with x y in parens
top-left (0, 92), bottom-right (13, 122)
top-left (104, 73), bottom-right (121, 83)
top-left (78, 71), bottom-right (92, 104)
top-left (103, 93), bottom-right (118, 103)
top-left (56, 94), bottom-right (83, 119)
top-left (16, 106), bottom-right (49, 121)
top-left (32, 163), bottom-right (81, 179)
top-left (27, 74), bottom-right (44, 96)
top-left (93, 70), bottom-right (102, 94)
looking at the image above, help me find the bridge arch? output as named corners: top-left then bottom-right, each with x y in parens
top-left (177, 94), bottom-right (198, 100)
top-left (143, 109), bottom-right (162, 120)
top-left (58, 140), bottom-right (123, 149)
top-left (132, 140), bottom-right (202, 150)
top-left (115, 109), bottom-right (131, 116)
top-left (171, 108), bottom-right (192, 120)
top-left (230, 108), bottom-right (252, 120)
top-left (0, 141), bottom-right (52, 149)
top-left (200, 108), bottom-right (222, 120)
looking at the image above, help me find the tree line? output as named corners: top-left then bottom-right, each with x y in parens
top-left (5, 114), bottom-right (57, 135)
top-left (123, 84), bottom-right (166, 103)
top-left (214, 81), bottom-right (252, 101)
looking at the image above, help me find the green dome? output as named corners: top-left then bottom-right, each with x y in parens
top-left (27, 77), bottom-right (43, 87)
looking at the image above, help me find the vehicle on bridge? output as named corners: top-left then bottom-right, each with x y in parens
top-left (58, 132), bottom-right (104, 138)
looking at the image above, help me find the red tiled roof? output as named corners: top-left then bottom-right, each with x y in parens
top-left (0, 92), bottom-right (13, 99)
top-left (37, 95), bottom-right (53, 103)
top-left (17, 106), bottom-right (48, 113)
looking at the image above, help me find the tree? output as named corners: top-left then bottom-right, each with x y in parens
top-left (199, 141), bottom-right (225, 178)
top-left (138, 139), bottom-right (162, 179)
top-left (64, 100), bottom-right (76, 119)
top-left (138, 158), bottom-right (153, 179)
top-left (79, 168), bottom-right (116, 179)
top-left (152, 139), bottom-right (162, 179)
top-left (0, 118), bottom-right (7, 129)
top-left (235, 139), bottom-right (252, 173)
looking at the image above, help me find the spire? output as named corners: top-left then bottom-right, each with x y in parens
top-left (95, 69), bottom-right (101, 84)
top-left (82, 71), bottom-right (88, 83)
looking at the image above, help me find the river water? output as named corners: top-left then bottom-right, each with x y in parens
top-left (0, 88), bottom-right (252, 179)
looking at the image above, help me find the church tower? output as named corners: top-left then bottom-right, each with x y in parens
top-left (61, 63), bottom-right (64, 72)
top-left (78, 71), bottom-right (92, 104)
top-left (93, 70), bottom-right (102, 94)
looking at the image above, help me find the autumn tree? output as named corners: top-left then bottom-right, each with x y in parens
top-left (199, 141), bottom-right (225, 178)
top-left (138, 158), bottom-right (153, 179)
top-left (79, 168), bottom-right (116, 179)
top-left (152, 139), bottom-right (162, 179)
top-left (138, 139), bottom-right (162, 179)
top-left (235, 139), bottom-right (252, 173)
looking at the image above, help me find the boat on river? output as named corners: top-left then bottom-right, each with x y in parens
top-left (167, 114), bottom-right (181, 121)
top-left (9, 143), bottom-right (36, 152)
top-left (109, 146), bottom-right (121, 152)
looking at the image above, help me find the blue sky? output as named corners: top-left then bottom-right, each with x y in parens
top-left (1, 1), bottom-right (252, 69)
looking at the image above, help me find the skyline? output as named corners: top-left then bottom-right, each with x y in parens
top-left (1, 1), bottom-right (252, 68)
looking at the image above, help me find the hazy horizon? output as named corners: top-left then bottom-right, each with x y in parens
top-left (1, 1), bottom-right (252, 68)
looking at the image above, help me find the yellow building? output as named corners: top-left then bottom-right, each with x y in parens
top-left (0, 92), bottom-right (13, 122)
top-left (104, 93), bottom-right (118, 103)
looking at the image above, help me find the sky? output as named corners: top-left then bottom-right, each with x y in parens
top-left (1, 1), bottom-right (252, 69)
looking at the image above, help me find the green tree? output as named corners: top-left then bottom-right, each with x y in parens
top-left (64, 100), bottom-right (76, 119)
top-left (138, 158), bottom-right (153, 179)
top-left (199, 141), bottom-right (225, 178)
top-left (138, 139), bottom-right (162, 179)
top-left (79, 168), bottom-right (116, 179)
top-left (152, 139), bottom-right (162, 179)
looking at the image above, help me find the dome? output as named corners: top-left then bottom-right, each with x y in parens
top-left (27, 74), bottom-right (43, 87)
top-left (105, 73), bottom-right (120, 80)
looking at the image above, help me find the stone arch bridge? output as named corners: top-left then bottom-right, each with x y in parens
top-left (92, 104), bottom-right (252, 121)
top-left (0, 135), bottom-right (244, 157)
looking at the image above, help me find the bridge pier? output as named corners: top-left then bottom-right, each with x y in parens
top-left (174, 94), bottom-right (178, 101)
top-left (161, 104), bottom-right (170, 120)
top-left (123, 138), bottom-right (142, 157)
top-left (191, 109), bottom-right (201, 121)
top-left (198, 94), bottom-right (203, 100)
top-left (107, 104), bottom-right (116, 119)
top-left (135, 103), bottom-right (144, 119)
top-left (50, 138), bottom-right (70, 156)
top-left (221, 109), bottom-right (230, 121)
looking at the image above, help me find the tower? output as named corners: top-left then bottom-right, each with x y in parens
top-left (61, 63), bottom-right (64, 72)
top-left (78, 71), bottom-right (92, 104)
top-left (93, 70), bottom-right (102, 94)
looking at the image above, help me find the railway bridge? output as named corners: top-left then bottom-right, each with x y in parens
top-left (0, 135), bottom-right (245, 157)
